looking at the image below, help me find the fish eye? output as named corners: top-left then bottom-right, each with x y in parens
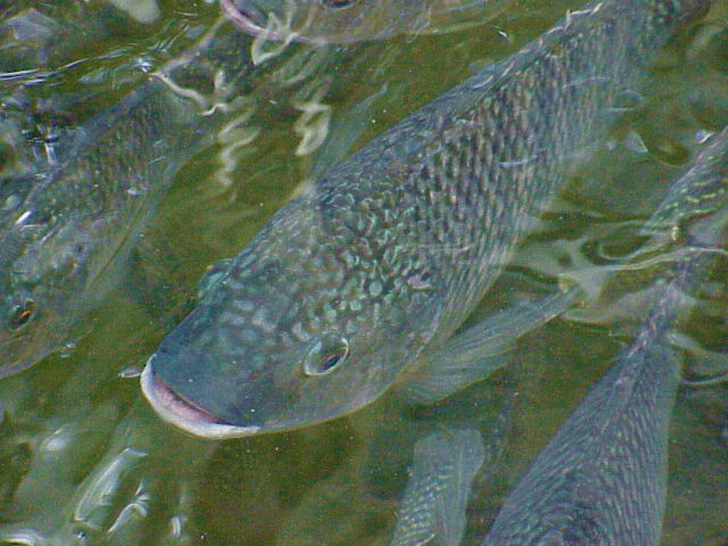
top-left (303, 335), bottom-right (349, 377)
top-left (9, 300), bottom-right (35, 331)
top-left (320, 0), bottom-right (359, 9)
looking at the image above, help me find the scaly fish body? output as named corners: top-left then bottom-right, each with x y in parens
top-left (142, 0), bottom-right (711, 438)
top-left (479, 125), bottom-right (728, 546)
top-left (0, 20), bottom-right (255, 376)
top-left (480, 294), bottom-right (681, 545)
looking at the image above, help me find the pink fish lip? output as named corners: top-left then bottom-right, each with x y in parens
top-left (140, 356), bottom-right (261, 439)
top-left (147, 368), bottom-right (219, 422)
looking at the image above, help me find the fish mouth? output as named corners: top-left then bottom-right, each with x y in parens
top-left (140, 355), bottom-right (261, 439)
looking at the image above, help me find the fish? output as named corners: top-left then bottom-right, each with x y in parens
top-left (142, 0), bottom-right (712, 439)
top-left (389, 427), bottom-right (485, 546)
top-left (220, 0), bottom-right (511, 44)
top-left (0, 17), bottom-right (256, 377)
top-left (478, 125), bottom-right (728, 546)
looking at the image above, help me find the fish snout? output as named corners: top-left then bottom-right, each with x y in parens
top-left (140, 352), bottom-right (263, 439)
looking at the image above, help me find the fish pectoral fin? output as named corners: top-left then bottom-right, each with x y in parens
top-left (400, 287), bottom-right (581, 404)
top-left (398, 348), bottom-right (510, 405)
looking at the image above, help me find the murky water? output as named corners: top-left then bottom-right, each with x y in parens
top-left (0, 0), bottom-right (727, 545)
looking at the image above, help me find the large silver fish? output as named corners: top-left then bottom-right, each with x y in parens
top-left (142, 0), bottom-right (711, 438)
top-left (479, 125), bottom-right (728, 545)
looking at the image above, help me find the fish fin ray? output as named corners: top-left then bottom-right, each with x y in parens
top-left (401, 287), bottom-right (581, 404)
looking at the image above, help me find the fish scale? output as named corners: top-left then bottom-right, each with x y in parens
top-left (143, 0), bottom-right (712, 438)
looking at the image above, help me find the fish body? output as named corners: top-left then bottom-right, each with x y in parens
top-left (221, 0), bottom-right (510, 43)
top-left (0, 20), bottom-right (255, 377)
top-left (0, 81), bottom-right (202, 376)
top-left (143, 0), bottom-right (711, 437)
top-left (389, 427), bottom-right (485, 546)
top-left (482, 289), bottom-right (681, 545)
top-left (479, 126), bottom-right (728, 546)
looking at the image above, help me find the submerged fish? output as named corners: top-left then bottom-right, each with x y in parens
top-left (479, 126), bottom-right (728, 546)
top-left (389, 427), bottom-right (484, 546)
top-left (220, 0), bottom-right (510, 44)
top-left (142, 0), bottom-right (711, 438)
top-left (0, 18), bottom-right (255, 377)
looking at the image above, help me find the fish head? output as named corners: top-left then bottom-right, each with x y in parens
top-left (142, 196), bottom-right (443, 438)
top-left (0, 202), bottom-right (105, 377)
top-left (220, 0), bottom-right (435, 44)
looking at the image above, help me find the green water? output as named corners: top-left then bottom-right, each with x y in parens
top-left (1, 0), bottom-right (727, 544)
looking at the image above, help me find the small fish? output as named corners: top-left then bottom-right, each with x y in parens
top-left (0, 18), bottom-right (255, 377)
top-left (389, 427), bottom-right (485, 546)
top-left (143, 0), bottom-right (711, 438)
top-left (220, 0), bottom-right (510, 44)
top-left (479, 126), bottom-right (728, 546)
